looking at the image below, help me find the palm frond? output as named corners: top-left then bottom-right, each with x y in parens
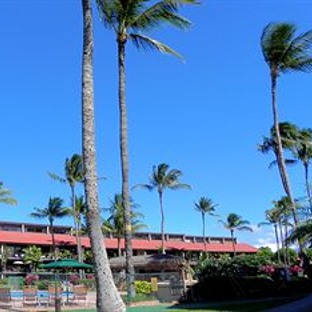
top-left (129, 33), bottom-right (183, 59)
top-left (132, 183), bottom-right (154, 191)
top-left (48, 172), bottom-right (66, 183)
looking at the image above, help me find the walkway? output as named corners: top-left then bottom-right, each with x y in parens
top-left (265, 294), bottom-right (312, 312)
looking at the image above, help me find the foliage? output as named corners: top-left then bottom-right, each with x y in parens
top-left (58, 249), bottom-right (74, 259)
top-left (0, 278), bottom-right (8, 286)
top-left (123, 293), bottom-right (157, 303)
top-left (23, 246), bottom-right (42, 270)
top-left (134, 281), bottom-right (152, 294)
top-left (257, 247), bottom-right (275, 261)
top-left (0, 182), bottom-right (17, 205)
top-left (276, 248), bottom-right (298, 265)
top-left (77, 278), bottom-right (96, 290)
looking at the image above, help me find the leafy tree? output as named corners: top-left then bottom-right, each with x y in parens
top-left (23, 245), bottom-right (42, 271)
top-left (103, 194), bottom-right (146, 257)
top-left (49, 154), bottom-right (85, 263)
top-left (287, 219), bottom-right (312, 245)
top-left (135, 163), bottom-right (191, 254)
top-left (220, 213), bottom-right (253, 257)
top-left (0, 182), bottom-right (17, 206)
top-left (0, 245), bottom-right (13, 275)
top-left (194, 197), bottom-right (218, 251)
top-left (58, 249), bottom-right (73, 259)
top-left (257, 247), bottom-right (275, 262)
top-left (30, 197), bottom-right (71, 259)
top-left (261, 22), bottom-right (312, 228)
top-left (96, 0), bottom-right (194, 299)
top-left (81, 1), bottom-right (125, 310)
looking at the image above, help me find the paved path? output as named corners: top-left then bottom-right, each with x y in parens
top-left (265, 295), bottom-right (312, 312)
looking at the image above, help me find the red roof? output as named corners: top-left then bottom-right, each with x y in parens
top-left (0, 231), bottom-right (257, 253)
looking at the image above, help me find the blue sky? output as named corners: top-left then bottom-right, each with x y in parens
top-left (1, 0), bottom-right (312, 249)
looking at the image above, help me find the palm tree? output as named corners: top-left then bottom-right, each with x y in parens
top-left (259, 207), bottom-right (282, 263)
top-left (194, 197), bottom-right (218, 251)
top-left (30, 197), bottom-right (71, 259)
top-left (49, 154), bottom-right (85, 263)
top-left (0, 182), bottom-right (17, 205)
top-left (261, 22), bottom-right (312, 228)
top-left (135, 163), bottom-right (190, 254)
top-left (220, 213), bottom-right (253, 257)
top-left (103, 194), bottom-right (146, 257)
top-left (81, 1), bottom-right (125, 310)
top-left (74, 195), bottom-right (87, 242)
top-left (96, 0), bottom-right (194, 299)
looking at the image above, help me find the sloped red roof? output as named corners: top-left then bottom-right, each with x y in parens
top-left (0, 231), bottom-right (257, 253)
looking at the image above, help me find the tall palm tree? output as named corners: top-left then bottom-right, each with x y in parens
top-left (30, 197), bottom-right (71, 259)
top-left (135, 163), bottom-right (191, 254)
top-left (259, 207), bottom-right (282, 263)
top-left (194, 197), bottom-right (218, 251)
top-left (74, 195), bottom-right (87, 243)
top-left (81, 1), bottom-right (125, 310)
top-left (49, 154), bottom-right (85, 263)
top-left (103, 194), bottom-right (146, 257)
top-left (96, 0), bottom-right (194, 299)
top-left (261, 22), bottom-right (312, 228)
top-left (220, 213), bottom-right (253, 257)
top-left (0, 182), bottom-right (17, 206)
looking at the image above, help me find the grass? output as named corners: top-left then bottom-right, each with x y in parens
top-left (64, 295), bottom-right (303, 312)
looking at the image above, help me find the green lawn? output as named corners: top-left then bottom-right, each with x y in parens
top-left (64, 296), bottom-right (302, 312)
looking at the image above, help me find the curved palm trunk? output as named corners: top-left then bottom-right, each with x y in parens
top-left (71, 187), bottom-right (83, 263)
top-left (81, 1), bottom-right (125, 311)
top-left (274, 223), bottom-right (281, 263)
top-left (304, 163), bottom-right (312, 215)
top-left (118, 38), bottom-right (135, 300)
top-left (117, 235), bottom-right (122, 257)
top-left (285, 221), bottom-right (290, 266)
top-left (230, 229), bottom-right (236, 257)
top-left (202, 213), bottom-right (206, 252)
top-left (271, 74), bottom-right (299, 228)
top-left (278, 221), bottom-right (286, 265)
top-left (49, 220), bottom-right (57, 260)
top-left (158, 190), bottom-right (166, 254)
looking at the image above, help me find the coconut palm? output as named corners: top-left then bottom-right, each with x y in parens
top-left (103, 194), bottom-right (146, 257)
top-left (49, 154), bottom-right (85, 263)
top-left (81, 1), bottom-right (125, 310)
top-left (259, 207), bottom-right (282, 263)
top-left (194, 197), bottom-right (218, 251)
top-left (0, 182), bottom-right (17, 206)
top-left (30, 197), bottom-right (71, 259)
top-left (96, 0), bottom-right (194, 299)
top-left (261, 22), bottom-right (312, 228)
top-left (135, 163), bottom-right (190, 254)
top-left (220, 213), bottom-right (253, 257)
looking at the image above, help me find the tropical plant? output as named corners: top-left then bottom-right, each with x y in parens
top-left (81, 1), bottom-right (125, 310)
top-left (220, 213), bottom-right (253, 257)
top-left (0, 182), bottom-right (17, 205)
top-left (58, 249), bottom-right (73, 259)
top-left (23, 246), bottom-right (42, 271)
top-left (287, 219), bottom-right (312, 245)
top-left (135, 163), bottom-right (191, 254)
top-left (30, 197), bottom-right (71, 259)
top-left (96, 0), bottom-right (194, 299)
top-left (49, 154), bottom-right (85, 263)
top-left (261, 22), bottom-right (312, 228)
top-left (194, 197), bottom-right (218, 251)
top-left (103, 194), bottom-right (146, 257)
top-left (0, 245), bottom-right (12, 276)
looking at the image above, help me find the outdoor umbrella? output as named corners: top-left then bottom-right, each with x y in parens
top-left (40, 259), bottom-right (93, 304)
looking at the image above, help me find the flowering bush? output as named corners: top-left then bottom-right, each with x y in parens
top-left (86, 274), bottom-right (95, 279)
top-left (290, 265), bottom-right (303, 275)
top-left (259, 265), bottom-right (275, 275)
top-left (69, 275), bottom-right (79, 285)
top-left (25, 275), bottom-right (39, 285)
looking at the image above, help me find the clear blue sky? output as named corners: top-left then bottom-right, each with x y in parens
top-left (1, 0), bottom-right (312, 249)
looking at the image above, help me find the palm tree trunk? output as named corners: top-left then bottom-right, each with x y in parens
top-left (50, 220), bottom-right (57, 260)
top-left (285, 221), bottom-right (290, 266)
top-left (71, 187), bottom-right (83, 263)
top-left (231, 229), bottom-right (236, 257)
top-left (158, 190), bottom-right (166, 254)
top-left (271, 74), bottom-right (299, 228)
top-left (274, 223), bottom-right (281, 263)
top-left (81, 1), bottom-right (125, 311)
top-left (278, 221), bottom-right (286, 265)
top-left (202, 213), bottom-right (206, 252)
top-left (304, 163), bottom-right (312, 215)
top-left (118, 236), bottom-right (121, 257)
top-left (118, 38), bottom-right (135, 300)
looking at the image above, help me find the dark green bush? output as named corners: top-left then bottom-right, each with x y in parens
top-left (134, 281), bottom-right (152, 294)
top-left (0, 278), bottom-right (8, 286)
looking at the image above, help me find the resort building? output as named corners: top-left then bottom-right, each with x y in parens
top-left (0, 221), bottom-right (257, 270)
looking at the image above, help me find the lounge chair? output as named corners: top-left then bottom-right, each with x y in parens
top-left (70, 285), bottom-right (88, 306)
top-left (48, 285), bottom-right (63, 307)
top-left (0, 287), bottom-right (14, 308)
top-left (23, 286), bottom-right (39, 307)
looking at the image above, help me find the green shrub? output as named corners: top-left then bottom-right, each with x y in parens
top-left (78, 278), bottom-right (96, 291)
top-left (34, 279), bottom-right (50, 290)
top-left (123, 293), bottom-right (157, 303)
top-left (0, 278), bottom-right (8, 286)
top-left (134, 281), bottom-right (152, 294)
